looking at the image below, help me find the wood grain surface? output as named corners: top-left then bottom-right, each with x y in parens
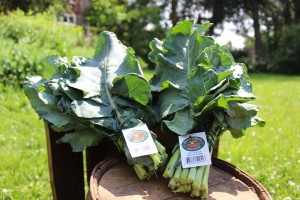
top-left (96, 162), bottom-right (259, 200)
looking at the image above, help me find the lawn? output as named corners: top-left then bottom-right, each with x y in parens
top-left (0, 85), bottom-right (51, 199)
top-left (218, 73), bottom-right (300, 199)
top-left (0, 73), bottom-right (299, 199)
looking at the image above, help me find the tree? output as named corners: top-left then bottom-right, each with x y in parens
top-left (162, 0), bottom-right (264, 57)
top-left (170, 0), bottom-right (179, 26)
top-left (205, 0), bottom-right (226, 35)
top-left (283, 0), bottom-right (292, 25)
top-left (0, 0), bottom-right (70, 14)
top-left (85, 0), bottom-right (166, 68)
top-left (0, 0), bottom-right (32, 13)
top-left (293, 0), bottom-right (300, 23)
top-left (249, 0), bottom-right (264, 57)
top-left (162, 0), bottom-right (300, 73)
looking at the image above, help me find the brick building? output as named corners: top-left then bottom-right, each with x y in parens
top-left (63, 0), bottom-right (91, 25)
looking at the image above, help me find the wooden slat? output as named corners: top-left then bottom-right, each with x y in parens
top-left (45, 122), bottom-right (85, 200)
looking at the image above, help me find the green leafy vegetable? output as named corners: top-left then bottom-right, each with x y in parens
top-left (24, 31), bottom-right (167, 180)
top-left (149, 20), bottom-right (265, 198)
top-left (24, 20), bottom-right (265, 193)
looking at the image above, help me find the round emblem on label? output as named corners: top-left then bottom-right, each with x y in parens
top-left (127, 130), bottom-right (148, 143)
top-left (182, 136), bottom-right (205, 151)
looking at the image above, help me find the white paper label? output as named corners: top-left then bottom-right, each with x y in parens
top-left (122, 124), bottom-right (158, 158)
top-left (179, 132), bottom-right (212, 168)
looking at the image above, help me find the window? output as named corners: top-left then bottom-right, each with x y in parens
top-left (63, 13), bottom-right (77, 25)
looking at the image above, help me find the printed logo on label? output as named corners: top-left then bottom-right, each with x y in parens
top-left (127, 130), bottom-right (148, 143)
top-left (182, 136), bottom-right (205, 151)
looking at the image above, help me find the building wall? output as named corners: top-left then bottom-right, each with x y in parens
top-left (72, 0), bottom-right (91, 25)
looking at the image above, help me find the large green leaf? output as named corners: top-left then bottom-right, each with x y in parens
top-left (194, 94), bottom-right (228, 118)
top-left (112, 74), bottom-right (151, 106)
top-left (163, 109), bottom-right (194, 135)
top-left (113, 96), bottom-right (156, 128)
top-left (24, 31), bottom-right (154, 151)
top-left (23, 76), bottom-right (50, 113)
top-left (225, 102), bottom-right (265, 130)
top-left (66, 59), bottom-right (101, 98)
top-left (229, 128), bottom-right (245, 138)
top-left (198, 44), bottom-right (234, 70)
top-left (70, 98), bottom-right (112, 118)
top-left (57, 129), bottom-right (105, 152)
top-left (149, 20), bottom-right (264, 139)
top-left (23, 76), bottom-right (76, 129)
top-left (54, 31), bottom-right (151, 128)
top-left (149, 20), bottom-right (215, 91)
top-left (43, 56), bottom-right (68, 79)
top-left (187, 66), bottom-right (218, 104)
top-left (153, 86), bottom-right (190, 119)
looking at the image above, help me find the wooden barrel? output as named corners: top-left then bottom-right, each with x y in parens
top-left (88, 154), bottom-right (272, 200)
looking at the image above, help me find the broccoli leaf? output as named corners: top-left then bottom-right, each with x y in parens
top-left (24, 31), bottom-right (153, 152)
top-left (149, 20), bottom-right (265, 138)
top-left (23, 76), bottom-right (76, 130)
top-left (163, 109), bottom-right (194, 135)
top-left (112, 74), bottom-right (151, 106)
top-left (149, 20), bottom-right (215, 91)
top-left (57, 129), bottom-right (106, 152)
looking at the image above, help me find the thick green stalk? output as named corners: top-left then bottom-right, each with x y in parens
top-left (200, 165), bottom-right (210, 190)
top-left (186, 167), bottom-right (197, 183)
top-left (154, 140), bottom-right (168, 169)
top-left (155, 140), bottom-right (168, 160)
top-left (191, 188), bottom-right (200, 197)
top-left (180, 168), bottom-right (189, 184)
top-left (133, 164), bottom-right (148, 180)
top-left (172, 144), bottom-right (179, 154)
top-left (163, 147), bottom-right (180, 178)
top-left (192, 166), bottom-right (205, 191)
top-left (173, 164), bottom-right (182, 182)
top-left (174, 183), bottom-right (191, 193)
top-left (168, 178), bottom-right (177, 190)
top-left (149, 153), bottom-right (161, 170)
top-left (201, 189), bottom-right (208, 200)
top-left (185, 184), bottom-right (192, 193)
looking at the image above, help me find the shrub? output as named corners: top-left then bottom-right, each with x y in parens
top-left (271, 25), bottom-right (300, 74)
top-left (0, 10), bottom-right (84, 86)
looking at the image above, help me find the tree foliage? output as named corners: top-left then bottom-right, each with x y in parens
top-left (163, 0), bottom-right (300, 74)
top-left (0, 0), bottom-right (71, 15)
top-left (269, 24), bottom-right (300, 73)
top-left (162, 0), bottom-right (264, 58)
top-left (85, 0), bottom-right (166, 68)
top-left (1, 0), bottom-right (300, 74)
top-left (255, 0), bottom-right (300, 73)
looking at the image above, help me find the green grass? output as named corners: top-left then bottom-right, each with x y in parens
top-left (0, 73), bottom-right (299, 199)
top-left (218, 73), bottom-right (300, 199)
top-left (0, 85), bottom-right (51, 199)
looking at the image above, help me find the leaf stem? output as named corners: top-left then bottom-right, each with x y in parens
top-left (163, 147), bottom-right (180, 178)
top-left (103, 56), bottom-right (124, 126)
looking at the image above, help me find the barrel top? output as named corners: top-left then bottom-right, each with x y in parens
top-left (89, 155), bottom-right (272, 200)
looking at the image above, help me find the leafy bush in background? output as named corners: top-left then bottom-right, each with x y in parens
top-left (0, 10), bottom-right (84, 86)
top-left (242, 24), bottom-right (300, 74)
top-left (271, 24), bottom-right (300, 74)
